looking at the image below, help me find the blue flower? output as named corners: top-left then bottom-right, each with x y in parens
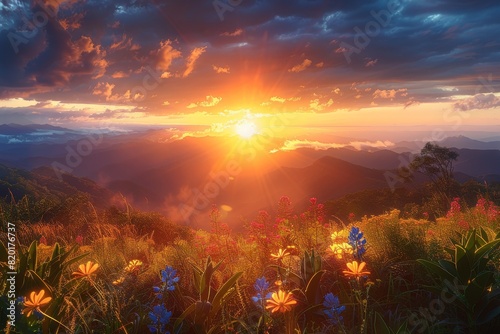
top-left (254, 276), bottom-right (270, 294)
top-left (348, 226), bottom-right (367, 260)
top-left (323, 293), bottom-right (345, 325)
top-left (161, 266), bottom-right (180, 291)
top-left (154, 265), bottom-right (180, 299)
top-left (148, 304), bottom-right (172, 333)
top-left (251, 277), bottom-right (271, 308)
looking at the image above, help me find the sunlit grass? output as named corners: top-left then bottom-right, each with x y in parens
top-left (1, 196), bottom-right (499, 333)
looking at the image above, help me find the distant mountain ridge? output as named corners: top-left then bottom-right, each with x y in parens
top-left (0, 123), bottom-right (73, 135)
top-left (0, 164), bottom-right (113, 208)
top-left (0, 129), bottom-right (499, 225)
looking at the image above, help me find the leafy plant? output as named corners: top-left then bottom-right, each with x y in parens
top-left (174, 256), bottom-right (243, 333)
top-left (417, 228), bottom-right (500, 332)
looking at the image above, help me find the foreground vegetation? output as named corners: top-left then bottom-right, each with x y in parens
top-left (1, 192), bottom-right (499, 334)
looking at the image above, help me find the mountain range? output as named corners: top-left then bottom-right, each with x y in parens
top-left (0, 124), bottom-right (499, 226)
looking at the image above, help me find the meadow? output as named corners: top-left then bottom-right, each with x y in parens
top-left (1, 195), bottom-right (499, 333)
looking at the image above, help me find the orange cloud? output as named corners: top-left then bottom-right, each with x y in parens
top-left (92, 82), bottom-right (131, 102)
top-left (213, 65), bottom-right (230, 74)
top-left (288, 59), bottom-right (312, 73)
top-left (92, 82), bottom-right (115, 101)
top-left (221, 28), bottom-right (243, 37)
top-left (275, 139), bottom-right (394, 151)
top-left (111, 71), bottom-right (129, 78)
top-left (270, 96), bottom-right (301, 103)
top-left (73, 36), bottom-right (108, 79)
top-left (155, 40), bottom-right (182, 71)
top-left (372, 88), bottom-right (408, 99)
top-left (183, 46), bottom-right (207, 78)
top-left (186, 95), bottom-right (222, 108)
top-left (309, 98), bottom-right (333, 111)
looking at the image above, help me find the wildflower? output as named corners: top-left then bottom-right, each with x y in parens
top-left (271, 248), bottom-right (290, 261)
top-left (154, 265), bottom-right (180, 299)
top-left (148, 304), bottom-right (172, 334)
top-left (331, 230), bottom-right (347, 242)
top-left (458, 220), bottom-right (470, 230)
top-left (112, 277), bottom-right (125, 285)
top-left (75, 235), bottom-right (84, 245)
top-left (328, 242), bottom-right (353, 259)
top-left (22, 290), bottom-right (52, 317)
top-left (323, 293), bottom-right (345, 325)
top-left (348, 226), bottom-right (367, 260)
top-left (265, 290), bottom-right (297, 313)
top-left (251, 277), bottom-right (272, 307)
top-left (343, 261), bottom-right (370, 279)
top-left (124, 259), bottom-right (143, 273)
top-left (72, 261), bottom-right (99, 279)
top-left (161, 266), bottom-right (179, 290)
top-left (446, 197), bottom-right (461, 218)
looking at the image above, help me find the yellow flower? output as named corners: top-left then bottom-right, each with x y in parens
top-left (328, 242), bottom-right (353, 259)
top-left (72, 261), bottom-right (99, 279)
top-left (112, 277), bottom-right (125, 285)
top-left (270, 248), bottom-right (290, 261)
top-left (22, 289), bottom-right (52, 317)
top-left (265, 290), bottom-right (297, 313)
top-left (343, 261), bottom-right (370, 279)
top-left (124, 259), bottom-right (143, 273)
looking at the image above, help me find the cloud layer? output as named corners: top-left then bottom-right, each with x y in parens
top-left (0, 0), bottom-right (499, 124)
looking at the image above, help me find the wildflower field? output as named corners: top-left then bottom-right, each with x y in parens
top-left (1, 196), bottom-right (499, 333)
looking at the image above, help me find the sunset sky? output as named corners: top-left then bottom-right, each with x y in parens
top-left (0, 0), bottom-right (499, 140)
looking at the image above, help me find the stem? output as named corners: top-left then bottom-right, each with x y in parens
top-left (39, 309), bottom-right (72, 332)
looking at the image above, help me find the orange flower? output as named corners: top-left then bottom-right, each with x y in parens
top-left (265, 290), bottom-right (297, 313)
top-left (270, 248), bottom-right (290, 261)
top-left (72, 261), bottom-right (99, 279)
top-left (124, 259), bottom-right (143, 273)
top-left (22, 289), bottom-right (52, 317)
top-left (343, 261), bottom-right (370, 279)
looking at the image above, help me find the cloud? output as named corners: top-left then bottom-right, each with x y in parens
top-left (212, 65), bottom-right (230, 74)
top-left (220, 28), bottom-right (243, 37)
top-left (309, 98), bottom-right (333, 111)
top-left (288, 59), bottom-right (312, 73)
top-left (110, 34), bottom-right (140, 51)
top-left (183, 46), bottom-right (207, 78)
top-left (111, 71), bottom-right (129, 78)
top-left (274, 139), bottom-right (394, 152)
top-left (454, 93), bottom-right (500, 111)
top-left (92, 82), bottom-right (132, 102)
top-left (365, 59), bottom-right (378, 67)
top-left (373, 89), bottom-right (408, 99)
top-left (155, 40), bottom-right (182, 71)
top-left (186, 95), bottom-right (222, 109)
top-left (270, 96), bottom-right (301, 103)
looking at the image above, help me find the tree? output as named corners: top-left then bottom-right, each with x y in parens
top-left (400, 142), bottom-right (459, 200)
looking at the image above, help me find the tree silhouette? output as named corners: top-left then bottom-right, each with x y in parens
top-left (400, 142), bottom-right (459, 201)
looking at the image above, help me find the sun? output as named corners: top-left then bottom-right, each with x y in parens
top-left (235, 120), bottom-right (258, 139)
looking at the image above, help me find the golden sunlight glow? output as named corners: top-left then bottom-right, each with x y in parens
top-left (235, 119), bottom-right (258, 139)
